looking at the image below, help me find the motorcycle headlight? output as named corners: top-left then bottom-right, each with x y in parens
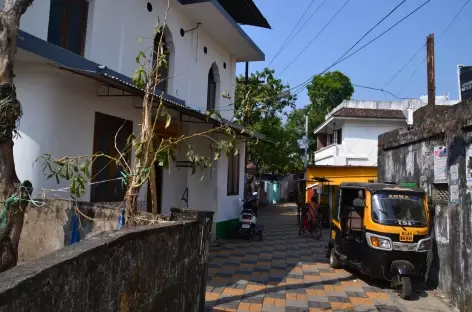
top-left (366, 233), bottom-right (393, 251)
top-left (417, 238), bottom-right (431, 252)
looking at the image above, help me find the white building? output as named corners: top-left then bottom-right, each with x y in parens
top-left (313, 97), bottom-right (459, 166)
top-left (9, 0), bottom-right (270, 239)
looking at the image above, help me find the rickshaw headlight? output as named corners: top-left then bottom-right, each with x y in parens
top-left (366, 233), bottom-right (392, 250)
top-left (417, 238), bottom-right (431, 252)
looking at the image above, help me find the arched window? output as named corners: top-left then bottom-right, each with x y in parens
top-left (153, 31), bottom-right (170, 92)
top-left (207, 63), bottom-right (220, 111)
top-left (207, 67), bottom-right (216, 111)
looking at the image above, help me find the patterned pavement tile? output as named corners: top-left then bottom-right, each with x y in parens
top-left (205, 203), bottom-right (405, 312)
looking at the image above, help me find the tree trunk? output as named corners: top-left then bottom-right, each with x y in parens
top-left (0, 0), bottom-right (35, 273)
top-left (125, 186), bottom-right (139, 226)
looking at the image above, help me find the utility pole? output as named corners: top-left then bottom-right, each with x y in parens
top-left (457, 64), bottom-right (464, 102)
top-left (426, 34), bottom-right (435, 106)
top-left (244, 62), bottom-right (249, 194)
top-left (304, 115), bottom-right (309, 169)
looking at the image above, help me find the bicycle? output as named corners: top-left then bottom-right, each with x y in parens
top-left (298, 211), bottom-right (322, 240)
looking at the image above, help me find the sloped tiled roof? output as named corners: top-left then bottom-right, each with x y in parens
top-left (332, 107), bottom-right (406, 119)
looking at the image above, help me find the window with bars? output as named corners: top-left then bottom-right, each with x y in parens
top-left (333, 128), bottom-right (342, 145)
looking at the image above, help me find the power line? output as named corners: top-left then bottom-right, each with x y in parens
top-left (383, 43), bottom-right (425, 88)
top-left (290, 0), bottom-right (431, 97)
top-left (267, 0), bottom-right (318, 66)
top-left (276, 0), bottom-right (351, 77)
top-left (335, 0), bottom-right (431, 67)
top-left (352, 84), bottom-right (414, 99)
top-left (396, 0), bottom-right (470, 96)
top-left (333, 0), bottom-right (407, 70)
top-left (270, 0), bottom-right (329, 66)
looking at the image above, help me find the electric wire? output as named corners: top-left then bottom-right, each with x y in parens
top-left (289, 0), bottom-right (432, 97)
top-left (268, 0), bottom-right (329, 67)
top-left (276, 0), bottom-right (351, 77)
top-left (267, 0), bottom-right (318, 66)
top-left (396, 0), bottom-right (470, 96)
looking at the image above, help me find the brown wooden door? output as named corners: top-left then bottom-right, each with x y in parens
top-left (91, 112), bottom-right (133, 202)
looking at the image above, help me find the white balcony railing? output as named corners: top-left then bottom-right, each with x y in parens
top-left (314, 144), bottom-right (337, 162)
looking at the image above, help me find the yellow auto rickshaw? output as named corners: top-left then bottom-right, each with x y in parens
top-left (326, 182), bottom-right (430, 299)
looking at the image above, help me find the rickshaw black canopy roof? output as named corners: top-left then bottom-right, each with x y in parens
top-left (340, 182), bottom-right (425, 194)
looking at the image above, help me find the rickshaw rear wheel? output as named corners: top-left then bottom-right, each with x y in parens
top-left (398, 275), bottom-right (412, 300)
top-left (329, 247), bottom-right (340, 269)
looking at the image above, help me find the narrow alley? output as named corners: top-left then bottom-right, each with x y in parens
top-left (205, 203), bottom-right (454, 312)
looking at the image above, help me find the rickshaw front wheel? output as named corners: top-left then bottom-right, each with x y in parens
top-left (397, 275), bottom-right (412, 300)
top-left (329, 248), bottom-right (340, 269)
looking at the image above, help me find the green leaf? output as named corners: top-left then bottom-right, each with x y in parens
top-left (135, 50), bottom-right (146, 64)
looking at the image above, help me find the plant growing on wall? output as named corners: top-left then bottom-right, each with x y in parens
top-left (36, 1), bottom-right (240, 226)
top-left (0, 0), bottom-right (243, 273)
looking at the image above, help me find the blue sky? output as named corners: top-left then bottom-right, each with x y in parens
top-left (236, 0), bottom-right (472, 108)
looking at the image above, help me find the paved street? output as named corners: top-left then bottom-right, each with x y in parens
top-left (205, 203), bottom-right (453, 312)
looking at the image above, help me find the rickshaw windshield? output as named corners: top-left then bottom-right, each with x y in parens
top-left (372, 193), bottom-right (427, 227)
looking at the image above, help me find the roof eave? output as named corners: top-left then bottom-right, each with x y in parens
top-left (177, 0), bottom-right (265, 62)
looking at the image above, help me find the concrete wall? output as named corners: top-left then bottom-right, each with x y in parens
top-left (377, 102), bottom-right (472, 312)
top-left (19, 199), bottom-right (122, 263)
top-left (0, 208), bottom-right (214, 312)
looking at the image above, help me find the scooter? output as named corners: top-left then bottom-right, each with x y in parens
top-left (238, 192), bottom-right (263, 241)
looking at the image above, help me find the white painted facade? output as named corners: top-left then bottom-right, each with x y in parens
top-left (9, 0), bottom-right (267, 237)
top-left (11, 0), bottom-right (259, 120)
top-left (313, 119), bottom-right (406, 166)
top-left (313, 97), bottom-right (460, 167)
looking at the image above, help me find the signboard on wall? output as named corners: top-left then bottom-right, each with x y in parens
top-left (460, 65), bottom-right (472, 101)
top-left (466, 145), bottom-right (472, 194)
top-left (433, 146), bottom-right (448, 184)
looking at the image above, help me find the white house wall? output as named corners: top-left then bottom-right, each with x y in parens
top-left (12, 62), bottom-right (147, 203)
top-left (184, 123), bottom-right (218, 215)
top-left (9, 0), bottom-right (237, 120)
top-left (85, 0), bottom-right (236, 120)
top-left (341, 119), bottom-right (406, 166)
top-left (216, 141), bottom-right (245, 224)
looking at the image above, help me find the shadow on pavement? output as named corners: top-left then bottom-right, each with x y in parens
top-left (205, 203), bottom-right (404, 312)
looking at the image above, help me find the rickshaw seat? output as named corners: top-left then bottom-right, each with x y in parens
top-left (347, 210), bottom-right (363, 232)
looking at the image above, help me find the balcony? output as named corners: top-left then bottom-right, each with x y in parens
top-left (314, 145), bottom-right (337, 165)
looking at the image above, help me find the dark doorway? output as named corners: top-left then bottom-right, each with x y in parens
top-left (146, 162), bottom-right (163, 214)
top-left (207, 67), bottom-right (217, 111)
top-left (91, 112), bottom-right (133, 202)
top-left (153, 30), bottom-right (169, 93)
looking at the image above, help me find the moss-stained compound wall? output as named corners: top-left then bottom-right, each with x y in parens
top-left (18, 199), bottom-right (122, 263)
top-left (0, 209), bottom-right (214, 312)
top-left (378, 101), bottom-right (472, 312)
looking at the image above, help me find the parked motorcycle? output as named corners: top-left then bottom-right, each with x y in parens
top-left (238, 192), bottom-right (263, 241)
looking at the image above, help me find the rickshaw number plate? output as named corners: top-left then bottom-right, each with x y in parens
top-left (400, 232), bottom-right (414, 242)
top-left (242, 224), bottom-right (250, 229)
